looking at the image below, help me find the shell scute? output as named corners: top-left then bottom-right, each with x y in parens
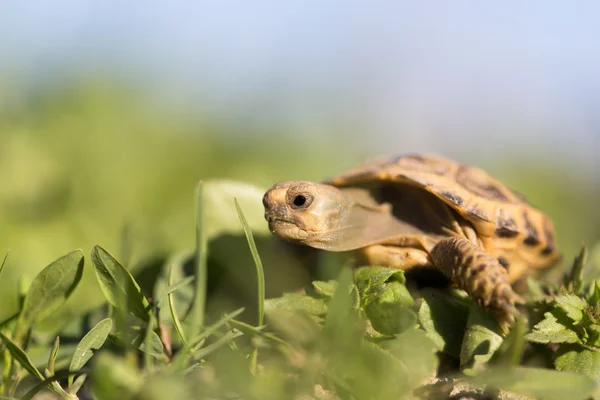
top-left (328, 154), bottom-right (559, 260)
top-left (495, 208), bottom-right (520, 238)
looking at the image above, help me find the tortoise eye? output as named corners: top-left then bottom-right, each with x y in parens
top-left (291, 194), bottom-right (311, 209)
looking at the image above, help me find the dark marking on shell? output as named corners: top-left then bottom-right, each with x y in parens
top-left (457, 165), bottom-right (511, 202)
top-left (394, 153), bottom-right (449, 176)
top-left (498, 256), bottom-right (510, 270)
top-left (496, 226), bottom-right (519, 238)
top-left (396, 173), bottom-right (412, 182)
top-left (543, 217), bottom-right (556, 249)
top-left (495, 209), bottom-right (520, 238)
top-left (439, 191), bottom-right (464, 207)
top-left (522, 210), bottom-right (540, 246)
top-left (466, 205), bottom-right (490, 221)
top-left (480, 184), bottom-right (510, 201)
top-left (495, 222), bottom-right (519, 238)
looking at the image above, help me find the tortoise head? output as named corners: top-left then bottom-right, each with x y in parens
top-left (262, 181), bottom-right (354, 250)
top-left (263, 180), bottom-right (422, 252)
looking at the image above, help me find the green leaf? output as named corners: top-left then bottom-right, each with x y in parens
top-left (493, 316), bottom-right (528, 367)
top-left (354, 266), bottom-right (406, 297)
top-left (263, 309), bottom-right (321, 345)
top-left (364, 280), bottom-right (416, 335)
top-left (91, 245), bottom-right (150, 321)
top-left (202, 179), bottom-right (270, 239)
top-left (312, 280), bottom-right (338, 298)
top-left (136, 374), bottom-right (193, 400)
top-left (17, 249), bottom-right (84, 333)
top-left (91, 352), bottom-right (142, 400)
top-left (0, 332), bottom-right (44, 381)
top-left (20, 370), bottom-right (77, 400)
top-left (143, 307), bottom-right (157, 370)
top-left (588, 280), bottom-right (600, 305)
top-left (47, 336), bottom-right (60, 376)
top-left (329, 328), bottom-right (438, 400)
top-left (355, 265), bottom-right (414, 336)
top-left (379, 328), bottom-right (439, 389)
top-left (322, 267), bottom-right (363, 352)
top-left (587, 324), bottom-right (600, 347)
top-left (555, 343), bottom-right (600, 380)
top-left (525, 277), bottom-right (545, 300)
top-left (566, 246), bottom-right (587, 295)
top-left (555, 294), bottom-right (587, 323)
top-left (470, 366), bottom-right (597, 400)
top-left (460, 303), bottom-right (504, 375)
top-left (264, 293), bottom-right (328, 316)
top-left (141, 332), bottom-right (166, 358)
top-left (417, 288), bottom-right (469, 357)
top-left (68, 373), bottom-right (87, 395)
top-left (69, 318), bottom-right (112, 386)
top-left (112, 328), bottom-right (165, 358)
top-left (525, 312), bottom-right (581, 344)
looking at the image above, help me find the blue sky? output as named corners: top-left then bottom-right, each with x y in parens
top-left (1, 2), bottom-right (599, 170)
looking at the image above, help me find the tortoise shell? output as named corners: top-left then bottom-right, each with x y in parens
top-left (325, 153), bottom-right (561, 282)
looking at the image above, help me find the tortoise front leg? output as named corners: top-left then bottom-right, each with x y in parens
top-left (358, 244), bottom-right (430, 270)
top-left (429, 236), bottom-right (524, 334)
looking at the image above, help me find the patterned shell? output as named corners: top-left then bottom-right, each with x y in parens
top-left (325, 153), bottom-right (561, 272)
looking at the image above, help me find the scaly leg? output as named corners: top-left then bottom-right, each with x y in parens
top-left (429, 236), bottom-right (524, 333)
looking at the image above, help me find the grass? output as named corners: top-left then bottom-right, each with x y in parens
top-left (1, 80), bottom-right (600, 399)
top-left (0, 177), bottom-right (599, 400)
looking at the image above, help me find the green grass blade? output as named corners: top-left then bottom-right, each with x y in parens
top-left (228, 319), bottom-right (290, 347)
top-left (235, 198), bottom-right (266, 374)
top-left (167, 263), bottom-right (188, 346)
top-left (188, 308), bottom-right (246, 353)
top-left (191, 330), bottom-right (245, 362)
top-left (171, 308), bottom-right (245, 369)
top-left (568, 246), bottom-right (588, 295)
top-left (234, 198), bottom-right (265, 327)
top-left (188, 181), bottom-right (208, 338)
top-left (0, 250), bottom-right (8, 279)
top-left (157, 276), bottom-right (195, 308)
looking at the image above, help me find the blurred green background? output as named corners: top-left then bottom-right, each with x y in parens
top-left (1, 3), bottom-right (599, 327)
top-left (1, 78), bottom-right (598, 325)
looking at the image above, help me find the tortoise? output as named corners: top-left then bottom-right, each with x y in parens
top-left (262, 153), bottom-right (562, 333)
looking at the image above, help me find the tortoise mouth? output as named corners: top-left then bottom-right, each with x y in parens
top-left (265, 217), bottom-right (310, 241)
top-left (266, 217), bottom-right (289, 231)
